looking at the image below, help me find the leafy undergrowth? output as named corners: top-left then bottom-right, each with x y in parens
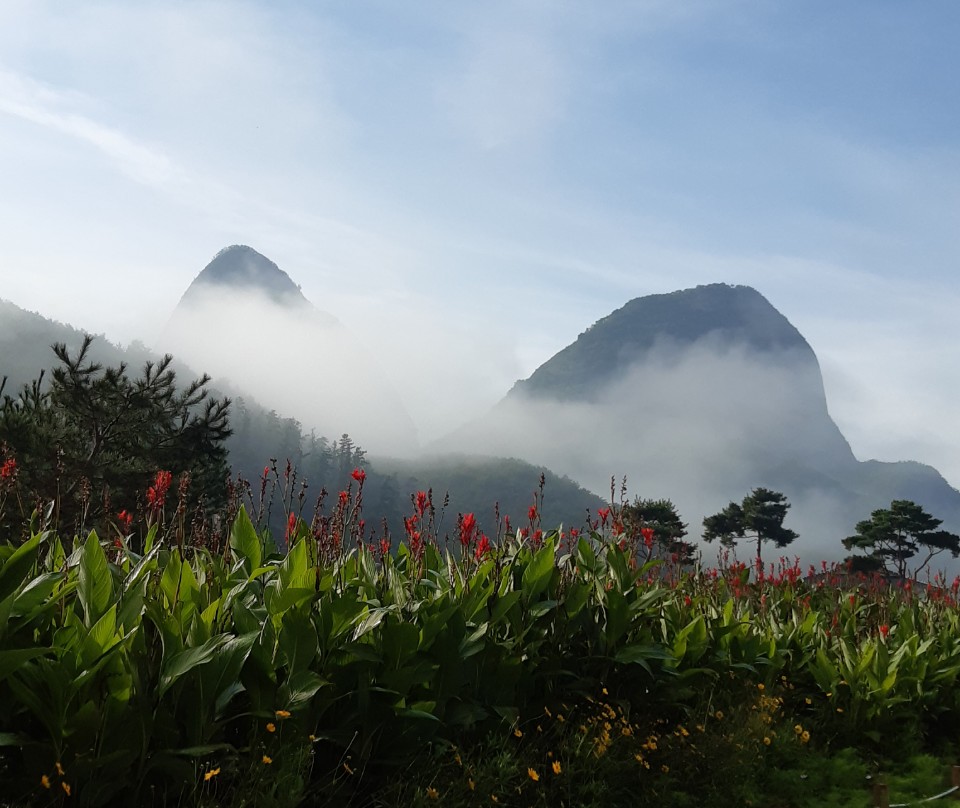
top-left (1, 471), bottom-right (960, 806)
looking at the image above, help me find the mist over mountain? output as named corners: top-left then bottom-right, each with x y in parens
top-left (440, 284), bottom-right (960, 568)
top-left (160, 245), bottom-right (418, 455)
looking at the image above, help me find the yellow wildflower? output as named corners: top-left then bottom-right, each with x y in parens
top-left (513, 728), bottom-right (522, 738)
top-left (714, 710), bottom-right (724, 720)
top-left (426, 786), bottom-right (439, 800)
top-left (757, 683), bottom-right (765, 692)
top-left (662, 765), bottom-right (670, 773)
top-left (491, 796), bottom-right (499, 803)
top-left (275, 709), bottom-right (291, 719)
top-left (266, 722), bottom-right (276, 733)
top-left (55, 762), bottom-right (65, 776)
top-left (794, 724), bottom-right (803, 735)
top-left (801, 730), bottom-right (810, 744)
top-left (468, 778), bottom-right (476, 791)
top-left (41, 775), bottom-right (51, 789)
top-left (61, 782), bottom-right (71, 797)
top-left (763, 737), bottom-right (771, 746)
top-left (552, 760), bottom-right (562, 775)
top-left (527, 767), bottom-right (540, 782)
top-left (308, 734), bottom-right (317, 742)
top-left (262, 755), bottom-right (273, 765)
top-left (805, 697), bottom-right (812, 705)
top-left (204, 767), bottom-right (221, 782)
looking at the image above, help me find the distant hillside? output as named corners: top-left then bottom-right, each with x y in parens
top-left (373, 454), bottom-right (606, 535)
top-left (0, 299), bottom-right (133, 394)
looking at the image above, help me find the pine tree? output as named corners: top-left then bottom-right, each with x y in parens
top-left (842, 500), bottom-right (960, 578)
top-left (0, 336), bottom-right (231, 534)
top-left (702, 487), bottom-right (797, 563)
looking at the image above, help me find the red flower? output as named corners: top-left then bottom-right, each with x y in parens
top-left (459, 513), bottom-right (477, 548)
top-left (379, 538), bottom-right (391, 558)
top-left (597, 507), bottom-right (610, 527)
top-left (285, 512), bottom-right (297, 544)
top-left (640, 527), bottom-right (655, 548)
top-left (415, 491), bottom-right (429, 516)
top-left (528, 505), bottom-right (538, 523)
top-left (146, 470), bottom-right (173, 510)
top-left (0, 458), bottom-right (16, 480)
top-left (351, 468), bottom-right (366, 484)
top-left (117, 510), bottom-right (133, 532)
top-left (474, 534), bottom-right (491, 560)
top-left (879, 624), bottom-right (889, 639)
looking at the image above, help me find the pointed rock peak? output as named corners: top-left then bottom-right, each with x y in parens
top-left (512, 283), bottom-right (815, 401)
top-left (181, 245), bottom-right (308, 307)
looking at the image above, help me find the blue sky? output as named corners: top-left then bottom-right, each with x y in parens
top-left (1, 1), bottom-right (958, 485)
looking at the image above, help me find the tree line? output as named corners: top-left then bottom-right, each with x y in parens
top-left (1, 340), bottom-right (958, 578)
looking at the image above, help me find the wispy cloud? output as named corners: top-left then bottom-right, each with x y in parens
top-left (0, 67), bottom-right (182, 188)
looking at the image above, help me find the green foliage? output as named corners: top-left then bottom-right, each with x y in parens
top-left (2, 488), bottom-right (960, 805)
top-left (622, 497), bottom-right (695, 563)
top-left (0, 336), bottom-right (231, 536)
top-left (843, 499), bottom-right (960, 578)
top-left (702, 486), bottom-right (798, 561)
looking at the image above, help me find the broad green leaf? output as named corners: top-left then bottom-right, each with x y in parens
top-left (0, 648), bottom-right (52, 682)
top-left (78, 531), bottom-right (112, 627)
top-left (159, 634), bottom-right (232, 697)
top-left (230, 506), bottom-right (262, 574)
top-left (0, 532), bottom-right (43, 602)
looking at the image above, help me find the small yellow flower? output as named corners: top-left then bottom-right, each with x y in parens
top-left (763, 736), bottom-right (771, 746)
top-left (275, 709), bottom-right (291, 719)
top-left (41, 775), bottom-right (51, 789)
top-left (757, 683), bottom-right (765, 692)
top-left (544, 706), bottom-right (552, 717)
top-left (266, 722), bottom-right (276, 733)
top-left (61, 782), bottom-right (71, 797)
top-left (426, 786), bottom-right (439, 800)
top-left (714, 710), bottom-right (724, 720)
top-left (262, 755), bottom-right (273, 765)
top-left (552, 760), bottom-right (562, 775)
top-left (557, 713), bottom-right (565, 722)
top-left (801, 730), bottom-right (810, 744)
top-left (836, 707), bottom-right (844, 713)
top-left (204, 767), bottom-right (221, 782)
top-left (55, 762), bottom-right (65, 776)
top-left (527, 767), bottom-right (540, 782)
top-left (513, 728), bottom-right (522, 738)
top-left (491, 796), bottom-right (499, 803)
top-left (805, 697), bottom-right (812, 705)
top-left (308, 734), bottom-right (318, 742)
top-left (468, 778), bottom-right (476, 791)
top-left (661, 764), bottom-right (670, 773)
top-left (794, 724), bottom-right (803, 735)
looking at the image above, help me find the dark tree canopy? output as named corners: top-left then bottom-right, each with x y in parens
top-left (622, 497), bottom-right (695, 564)
top-left (842, 499), bottom-right (960, 579)
top-left (702, 487), bottom-right (797, 562)
top-left (0, 336), bottom-right (231, 534)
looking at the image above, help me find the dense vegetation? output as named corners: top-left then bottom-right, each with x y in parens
top-left (3, 338), bottom-right (960, 807)
top-left (1, 479), bottom-right (960, 807)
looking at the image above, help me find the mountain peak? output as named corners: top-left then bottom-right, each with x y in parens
top-left (179, 245), bottom-right (308, 307)
top-left (512, 283), bottom-right (813, 401)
